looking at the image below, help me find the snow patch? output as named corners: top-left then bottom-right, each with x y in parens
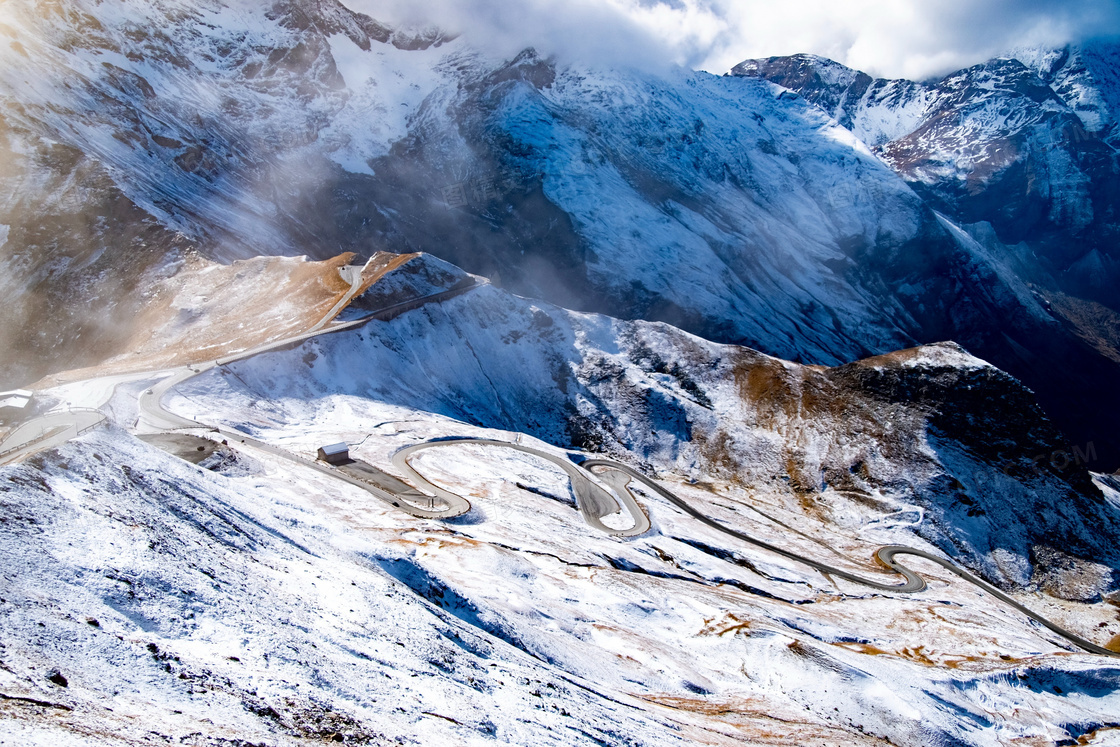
top-left (321, 32), bottom-right (456, 173)
top-left (898, 341), bottom-right (991, 370)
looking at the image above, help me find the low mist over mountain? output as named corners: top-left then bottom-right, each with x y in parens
top-left (2, 1), bottom-right (1120, 744)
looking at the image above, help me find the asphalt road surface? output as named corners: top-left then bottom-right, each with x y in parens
top-left (581, 458), bottom-right (1120, 659)
top-left (0, 409), bottom-right (105, 466)
top-left (392, 439), bottom-right (650, 536)
top-left (308, 262), bottom-right (369, 333)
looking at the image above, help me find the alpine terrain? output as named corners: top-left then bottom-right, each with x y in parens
top-left (1, 1), bottom-right (1120, 745)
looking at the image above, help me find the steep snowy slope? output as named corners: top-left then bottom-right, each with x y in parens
top-left (1015, 41), bottom-right (1120, 147)
top-left (732, 46), bottom-right (1120, 469)
top-left (731, 47), bottom-right (1120, 299)
top-left (0, 109), bottom-right (195, 387)
top-left (10, 0), bottom-right (1116, 472)
top-left (5, 277), bottom-right (1120, 745)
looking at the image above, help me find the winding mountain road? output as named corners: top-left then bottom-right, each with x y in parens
top-left (0, 409), bottom-right (105, 466)
top-left (383, 439), bottom-right (1120, 658)
top-left (581, 459), bottom-right (1120, 658)
top-left (392, 439), bottom-right (650, 536)
top-left (2, 268), bottom-right (1116, 660)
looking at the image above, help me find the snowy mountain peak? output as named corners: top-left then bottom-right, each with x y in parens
top-left (268, 0), bottom-right (454, 52)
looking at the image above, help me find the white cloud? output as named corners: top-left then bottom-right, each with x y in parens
top-left (348, 0), bottom-right (1120, 79)
top-left (685, 0), bottom-right (1120, 78)
top-left (344, 0), bottom-right (675, 70)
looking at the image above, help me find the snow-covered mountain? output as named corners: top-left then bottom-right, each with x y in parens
top-left (5, 0), bottom-right (1120, 474)
top-left (731, 43), bottom-right (1120, 470)
top-left (2, 0), bottom-right (951, 368)
top-left (4, 3), bottom-right (1120, 743)
top-left (730, 44), bottom-right (1120, 304)
top-left (5, 255), bottom-right (1120, 744)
